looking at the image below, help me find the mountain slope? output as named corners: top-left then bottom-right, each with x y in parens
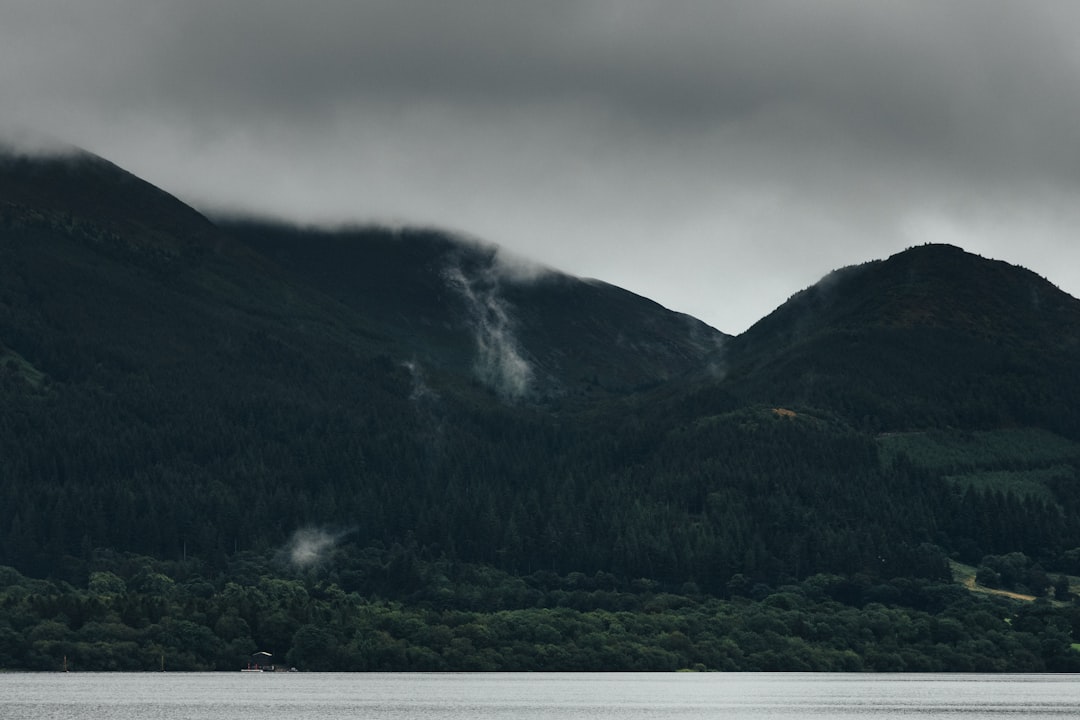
top-left (222, 220), bottom-right (726, 400)
top-left (723, 244), bottom-right (1080, 435)
top-left (3, 146), bottom-right (1080, 602)
top-left (0, 148), bottom-right (221, 256)
top-left (6, 148), bottom-right (1080, 673)
top-left (0, 148), bottom-right (728, 579)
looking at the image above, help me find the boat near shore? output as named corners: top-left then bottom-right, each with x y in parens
top-left (242, 651), bottom-right (274, 672)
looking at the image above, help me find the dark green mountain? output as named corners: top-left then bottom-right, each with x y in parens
top-left (0, 147), bottom-right (221, 253)
top-left (3, 147), bottom-right (1080, 672)
top-left (222, 220), bottom-right (726, 399)
top-left (0, 148), bottom-right (726, 576)
top-left (725, 244), bottom-right (1080, 436)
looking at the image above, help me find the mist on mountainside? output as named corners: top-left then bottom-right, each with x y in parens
top-left (3, 147), bottom-right (1080, 672)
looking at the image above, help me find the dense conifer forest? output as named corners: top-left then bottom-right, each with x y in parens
top-left (2, 149), bottom-right (1080, 670)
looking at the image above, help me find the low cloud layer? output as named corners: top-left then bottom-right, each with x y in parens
top-left (4, 1), bottom-right (1080, 332)
top-left (281, 527), bottom-right (352, 570)
top-left (444, 261), bottom-right (534, 399)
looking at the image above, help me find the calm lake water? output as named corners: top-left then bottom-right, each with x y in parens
top-left (2, 672), bottom-right (1079, 719)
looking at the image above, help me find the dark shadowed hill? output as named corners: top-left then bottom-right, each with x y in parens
top-left (222, 220), bottom-right (726, 400)
top-left (3, 146), bottom-right (1080, 644)
top-left (721, 244), bottom-right (1080, 436)
top-left (0, 147), bottom-right (731, 579)
top-left (0, 148), bottom-right (725, 401)
top-left (0, 148), bottom-right (221, 254)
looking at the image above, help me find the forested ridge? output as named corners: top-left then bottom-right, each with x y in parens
top-left (2, 148), bottom-right (1080, 671)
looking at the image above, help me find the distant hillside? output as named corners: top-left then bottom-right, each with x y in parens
top-left (5, 146), bottom-right (1080, 672)
top-left (0, 149), bottom-right (222, 254)
top-left (723, 244), bottom-right (1080, 436)
top-left (221, 220), bottom-right (726, 400)
top-left (0, 147), bottom-right (731, 581)
top-left (1, 145), bottom-right (1079, 598)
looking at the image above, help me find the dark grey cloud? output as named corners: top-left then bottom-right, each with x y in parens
top-left (3, 1), bottom-right (1080, 332)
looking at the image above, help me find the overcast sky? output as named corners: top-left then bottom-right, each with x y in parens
top-left (4, 1), bottom-right (1080, 333)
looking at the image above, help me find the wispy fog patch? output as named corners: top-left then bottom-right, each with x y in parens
top-left (281, 527), bottom-right (352, 570)
top-left (403, 359), bottom-right (438, 404)
top-left (403, 358), bottom-right (445, 456)
top-left (492, 246), bottom-right (555, 283)
top-left (0, 127), bottom-right (79, 157)
top-left (444, 261), bottom-right (533, 399)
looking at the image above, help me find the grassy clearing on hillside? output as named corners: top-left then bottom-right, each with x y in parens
top-left (950, 560), bottom-right (1080, 604)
